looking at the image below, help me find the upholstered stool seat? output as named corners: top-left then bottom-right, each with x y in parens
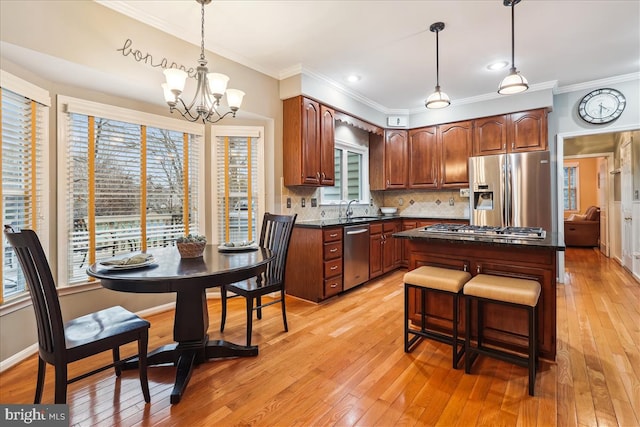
top-left (404, 266), bottom-right (471, 368)
top-left (463, 274), bottom-right (541, 396)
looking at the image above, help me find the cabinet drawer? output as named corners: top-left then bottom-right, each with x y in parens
top-left (369, 223), bottom-right (383, 235)
top-left (323, 241), bottom-right (342, 260)
top-left (324, 276), bottom-right (343, 298)
top-left (323, 228), bottom-right (342, 243)
top-left (324, 258), bottom-right (343, 278)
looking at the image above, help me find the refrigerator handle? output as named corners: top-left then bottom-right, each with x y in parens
top-left (506, 159), bottom-right (512, 227)
top-left (500, 160), bottom-right (506, 227)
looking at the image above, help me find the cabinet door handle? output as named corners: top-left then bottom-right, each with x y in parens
top-left (321, 172), bottom-right (326, 180)
top-left (330, 283), bottom-right (338, 288)
top-left (329, 248), bottom-right (338, 253)
top-left (329, 233), bottom-right (338, 238)
top-left (330, 266), bottom-right (338, 271)
top-left (386, 179), bottom-right (390, 187)
top-left (476, 265), bottom-right (481, 274)
top-left (463, 264), bottom-right (468, 272)
top-left (502, 144), bottom-right (506, 150)
top-left (511, 142), bottom-right (515, 150)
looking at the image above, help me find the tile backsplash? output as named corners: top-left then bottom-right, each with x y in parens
top-left (281, 180), bottom-right (470, 222)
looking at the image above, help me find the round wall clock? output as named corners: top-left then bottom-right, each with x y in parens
top-left (578, 88), bottom-right (626, 124)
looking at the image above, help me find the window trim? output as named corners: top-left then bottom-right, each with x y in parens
top-left (563, 161), bottom-right (580, 213)
top-left (320, 137), bottom-right (370, 206)
top-left (210, 126), bottom-right (265, 244)
top-left (1, 70), bottom-right (50, 304)
top-left (56, 95), bottom-right (205, 287)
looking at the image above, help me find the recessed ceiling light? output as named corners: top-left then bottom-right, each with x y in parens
top-left (487, 61), bottom-right (509, 71)
top-left (347, 75), bottom-right (361, 83)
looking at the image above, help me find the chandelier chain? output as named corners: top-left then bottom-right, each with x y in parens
top-left (200, 1), bottom-right (206, 62)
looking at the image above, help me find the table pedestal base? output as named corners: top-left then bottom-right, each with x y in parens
top-left (122, 335), bottom-right (258, 404)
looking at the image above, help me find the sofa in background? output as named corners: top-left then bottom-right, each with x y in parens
top-left (564, 206), bottom-right (600, 247)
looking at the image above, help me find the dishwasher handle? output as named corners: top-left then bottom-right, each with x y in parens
top-left (346, 228), bottom-right (368, 235)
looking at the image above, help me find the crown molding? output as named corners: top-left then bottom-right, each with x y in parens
top-left (554, 72), bottom-right (640, 94)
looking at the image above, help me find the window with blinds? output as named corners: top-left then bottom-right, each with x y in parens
top-left (212, 126), bottom-right (264, 245)
top-left (321, 139), bottom-right (368, 204)
top-left (563, 163), bottom-right (580, 212)
top-left (59, 96), bottom-right (203, 285)
top-left (1, 72), bottom-right (50, 303)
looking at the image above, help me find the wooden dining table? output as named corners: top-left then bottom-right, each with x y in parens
top-left (86, 244), bottom-right (273, 404)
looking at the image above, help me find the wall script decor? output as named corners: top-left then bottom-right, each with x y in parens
top-left (117, 39), bottom-right (196, 79)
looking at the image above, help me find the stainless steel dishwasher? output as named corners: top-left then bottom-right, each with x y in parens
top-left (343, 224), bottom-right (370, 290)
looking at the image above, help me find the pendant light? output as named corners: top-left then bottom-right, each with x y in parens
top-left (498, 0), bottom-right (529, 95)
top-left (425, 22), bottom-right (450, 109)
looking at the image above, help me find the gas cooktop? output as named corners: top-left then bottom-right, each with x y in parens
top-left (422, 223), bottom-right (546, 239)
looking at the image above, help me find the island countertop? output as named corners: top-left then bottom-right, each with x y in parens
top-left (394, 227), bottom-right (565, 251)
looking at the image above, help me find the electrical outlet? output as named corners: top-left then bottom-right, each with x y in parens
top-left (286, 197), bottom-right (291, 208)
top-left (449, 197), bottom-right (455, 206)
top-left (311, 198), bottom-right (317, 207)
top-left (301, 197), bottom-right (306, 207)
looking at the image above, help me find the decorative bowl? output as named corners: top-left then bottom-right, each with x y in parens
top-left (176, 241), bottom-right (206, 258)
top-left (380, 207), bottom-right (398, 216)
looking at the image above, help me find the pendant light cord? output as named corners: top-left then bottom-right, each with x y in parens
top-left (435, 29), bottom-right (440, 88)
top-left (510, 1), bottom-right (516, 70)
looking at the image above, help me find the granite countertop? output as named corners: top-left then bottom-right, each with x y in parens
top-left (393, 227), bottom-right (565, 250)
top-left (295, 215), bottom-right (469, 228)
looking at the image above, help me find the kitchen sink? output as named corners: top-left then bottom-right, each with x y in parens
top-left (344, 216), bottom-right (380, 223)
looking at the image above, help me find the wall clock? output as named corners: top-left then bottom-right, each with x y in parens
top-left (578, 88), bottom-right (626, 124)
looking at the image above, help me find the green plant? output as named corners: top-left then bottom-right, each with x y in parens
top-left (176, 234), bottom-right (207, 244)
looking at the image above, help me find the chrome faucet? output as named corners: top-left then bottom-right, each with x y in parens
top-left (346, 199), bottom-right (357, 220)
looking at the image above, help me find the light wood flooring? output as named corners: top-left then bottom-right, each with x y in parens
top-left (0, 247), bottom-right (638, 426)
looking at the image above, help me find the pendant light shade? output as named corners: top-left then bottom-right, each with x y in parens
top-left (498, 0), bottom-right (529, 95)
top-left (425, 22), bottom-right (450, 109)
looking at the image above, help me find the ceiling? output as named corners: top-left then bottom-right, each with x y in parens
top-left (96, 0), bottom-right (640, 113)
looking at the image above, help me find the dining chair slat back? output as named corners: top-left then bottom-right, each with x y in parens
top-left (3, 225), bottom-right (151, 404)
top-left (220, 213), bottom-right (297, 346)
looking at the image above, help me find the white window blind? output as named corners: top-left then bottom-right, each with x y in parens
top-left (212, 126), bottom-right (264, 244)
top-left (59, 97), bottom-right (203, 285)
top-left (563, 163), bottom-right (580, 212)
top-left (321, 139), bottom-right (368, 204)
top-left (1, 80), bottom-right (49, 303)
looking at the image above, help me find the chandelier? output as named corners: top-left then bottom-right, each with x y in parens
top-left (498, 0), bottom-right (529, 95)
top-left (425, 22), bottom-right (450, 109)
top-left (161, 0), bottom-right (244, 123)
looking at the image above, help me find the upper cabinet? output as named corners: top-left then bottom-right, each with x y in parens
top-left (473, 108), bottom-right (548, 156)
top-left (439, 120), bottom-right (473, 188)
top-left (283, 96), bottom-right (335, 186)
top-left (385, 129), bottom-right (409, 189)
top-left (408, 126), bottom-right (438, 189)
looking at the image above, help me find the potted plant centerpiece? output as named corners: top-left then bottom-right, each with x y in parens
top-left (176, 233), bottom-right (207, 258)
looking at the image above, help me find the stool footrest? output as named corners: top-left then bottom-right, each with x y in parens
top-left (466, 344), bottom-right (529, 370)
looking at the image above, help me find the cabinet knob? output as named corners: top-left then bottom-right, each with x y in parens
top-left (511, 142), bottom-right (515, 149)
top-left (463, 264), bottom-right (468, 272)
top-left (502, 144), bottom-right (506, 150)
top-left (321, 172), bottom-right (326, 180)
top-left (476, 265), bottom-right (481, 274)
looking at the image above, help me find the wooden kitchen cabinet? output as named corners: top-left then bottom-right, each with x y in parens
top-left (473, 108), bottom-right (548, 156)
top-left (283, 96), bottom-right (335, 186)
top-left (368, 220), bottom-right (400, 278)
top-left (407, 121), bottom-right (471, 190)
top-left (370, 130), bottom-right (408, 190)
top-left (439, 120), bottom-right (473, 188)
top-left (285, 226), bottom-right (343, 302)
top-left (369, 223), bottom-right (383, 278)
top-left (408, 126), bottom-right (438, 189)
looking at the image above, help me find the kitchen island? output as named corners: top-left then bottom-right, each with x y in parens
top-left (394, 226), bottom-right (565, 360)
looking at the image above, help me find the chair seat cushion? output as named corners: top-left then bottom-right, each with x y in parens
top-left (404, 266), bottom-right (471, 293)
top-left (226, 277), bottom-right (283, 295)
top-left (64, 305), bottom-right (150, 351)
top-left (463, 274), bottom-right (541, 307)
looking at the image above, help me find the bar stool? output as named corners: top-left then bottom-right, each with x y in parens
top-left (463, 274), bottom-right (541, 396)
top-left (403, 265), bottom-right (471, 369)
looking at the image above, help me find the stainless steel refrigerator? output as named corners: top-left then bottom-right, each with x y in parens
top-left (468, 151), bottom-right (552, 231)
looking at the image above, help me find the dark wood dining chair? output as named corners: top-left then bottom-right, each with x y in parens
top-left (3, 225), bottom-right (151, 404)
top-left (220, 213), bottom-right (297, 346)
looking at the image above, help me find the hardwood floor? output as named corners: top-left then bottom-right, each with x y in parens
top-left (0, 247), bottom-right (638, 426)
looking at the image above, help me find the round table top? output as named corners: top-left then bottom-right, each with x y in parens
top-left (86, 245), bottom-right (273, 293)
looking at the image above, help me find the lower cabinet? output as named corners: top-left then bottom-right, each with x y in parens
top-left (285, 226), bottom-right (343, 302)
top-left (370, 220), bottom-right (401, 279)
